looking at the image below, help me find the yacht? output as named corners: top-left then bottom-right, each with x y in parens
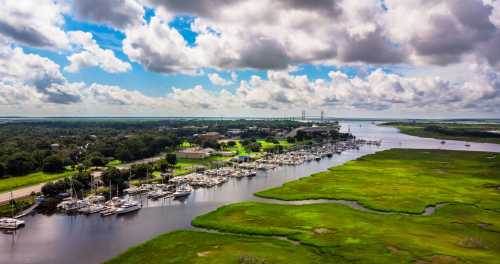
top-left (57, 199), bottom-right (87, 213)
top-left (124, 186), bottom-right (141, 195)
top-left (116, 201), bottom-right (141, 215)
top-left (147, 190), bottom-right (169, 199)
top-left (100, 207), bottom-right (117, 217)
top-left (173, 184), bottom-right (192, 198)
top-left (79, 204), bottom-right (105, 214)
top-left (0, 218), bottom-right (25, 229)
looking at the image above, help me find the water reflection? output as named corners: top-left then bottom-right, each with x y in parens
top-left (1, 122), bottom-right (499, 264)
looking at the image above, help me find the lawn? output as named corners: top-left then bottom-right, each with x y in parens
top-left (105, 230), bottom-right (328, 264)
top-left (256, 149), bottom-right (500, 213)
top-left (257, 140), bottom-right (291, 150)
top-left (106, 159), bottom-right (123, 166)
top-left (0, 169), bottom-right (75, 193)
top-left (382, 122), bottom-right (500, 144)
top-left (192, 202), bottom-right (500, 264)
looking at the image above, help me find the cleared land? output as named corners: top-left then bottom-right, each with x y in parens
top-left (383, 122), bottom-right (500, 144)
top-left (106, 149), bottom-right (500, 264)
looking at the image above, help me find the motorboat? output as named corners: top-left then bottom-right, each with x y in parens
top-left (147, 190), bottom-right (169, 199)
top-left (173, 184), bottom-right (192, 198)
top-left (124, 186), bottom-right (141, 195)
top-left (116, 201), bottom-right (141, 215)
top-left (79, 204), bottom-right (105, 214)
top-left (56, 199), bottom-right (87, 213)
top-left (0, 218), bottom-right (25, 229)
top-left (100, 207), bottom-right (116, 217)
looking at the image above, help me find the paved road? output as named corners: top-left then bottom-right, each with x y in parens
top-left (0, 183), bottom-right (44, 205)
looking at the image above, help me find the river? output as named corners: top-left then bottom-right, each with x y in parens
top-left (1, 121), bottom-right (500, 264)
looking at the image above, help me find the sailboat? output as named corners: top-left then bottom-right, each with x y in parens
top-left (0, 191), bottom-right (25, 229)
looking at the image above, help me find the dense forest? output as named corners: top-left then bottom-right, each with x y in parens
top-left (0, 119), bottom-right (302, 178)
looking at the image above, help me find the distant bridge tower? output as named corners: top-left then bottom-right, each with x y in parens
top-left (301, 110), bottom-right (306, 120)
top-left (320, 110), bottom-right (324, 121)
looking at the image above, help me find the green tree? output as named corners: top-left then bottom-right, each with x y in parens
top-left (42, 155), bottom-right (64, 173)
top-left (0, 163), bottom-right (4, 178)
top-left (166, 153), bottom-right (177, 168)
top-left (6, 152), bottom-right (34, 176)
top-left (85, 153), bottom-right (106, 167)
top-left (102, 167), bottom-right (127, 193)
top-left (131, 164), bottom-right (150, 179)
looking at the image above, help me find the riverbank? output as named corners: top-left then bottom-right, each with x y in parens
top-left (107, 149), bottom-right (500, 263)
top-left (382, 122), bottom-right (500, 144)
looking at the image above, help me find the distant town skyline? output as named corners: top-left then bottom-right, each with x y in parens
top-left (1, 0), bottom-right (500, 118)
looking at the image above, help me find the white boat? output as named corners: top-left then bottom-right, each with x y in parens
top-left (147, 190), bottom-right (169, 199)
top-left (100, 207), bottom-right (116, 217)
top-left (0, 218), bottom-right (25, 229)
top-left (105, 197), bottom-right (126, 207)
top-left (57, 199), bottom-right (87, 212)
top-left (173, 184), bottom-right (192, 198)
top-left (124, 187), bottom-right (141, 195)
top-left (79, 204), bottom-right (106, 214)
top-left (116, 201), bottom-right (141, 215)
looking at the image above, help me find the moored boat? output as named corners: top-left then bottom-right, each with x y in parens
top-left (116, 201), bottom-right (141, 215)
top-left (0, 217), bottom-right (25, 229)
top-left (173, 184), bottom-right (192, 198)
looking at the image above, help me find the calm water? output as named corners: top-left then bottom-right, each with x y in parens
top-left (2, 122), bottom-right (500, 264)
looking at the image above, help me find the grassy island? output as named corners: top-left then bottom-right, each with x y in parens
top-left (382, 122), bottom-right (500, 144)
top-left (256, 149), bottom-right (500, 213)
top-left (106, 149), bottom-right (500, 264)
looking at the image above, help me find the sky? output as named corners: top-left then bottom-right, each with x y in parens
top-left (1, 0), bottom-right (500, 118)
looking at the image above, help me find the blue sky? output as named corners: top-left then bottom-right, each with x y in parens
top-left (1, 0), bottom-right (499, 117)
top-left (22, 11), bottom-right (383, 97)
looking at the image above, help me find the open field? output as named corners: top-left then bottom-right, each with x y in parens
top-left (192, 202), bottom-right (500, 263)
top-left (257, 149), bottom-right (500, 213)
top-left (0, 169), bottom-right (75, 193)
top-left (106, 149), bottom-right (500, 263)
top-left (105, 230), bottom-right (328, 264)
top-left (382, 122), bottom-right (500, 144)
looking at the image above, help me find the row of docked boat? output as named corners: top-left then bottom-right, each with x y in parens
top-left (56, 195), bottom-right (141, 216)
top-left (53, 139), bottom-right (377, 217)
top-left (125, 183), bottom-right (193, 199)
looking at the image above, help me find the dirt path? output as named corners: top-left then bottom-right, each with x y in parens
top-left (0, 183), bottom-right (44, 205)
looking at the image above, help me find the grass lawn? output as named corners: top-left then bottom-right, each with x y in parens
top-left (382, 122), bottom-right (500, 144)
top-left (257, 149), bottom-right (500, 213)
top-left (257, 140), bottom-right (291, 150)
top-left (192, 202), bottom-right (500, 264)
top-left (0, 169), bottom-right (75, 193)
top-left (105, 230), bottom-right (328, 264)
top-left (106, 159), bottom-right (123, 166)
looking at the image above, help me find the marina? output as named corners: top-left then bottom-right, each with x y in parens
top-left (1, 122), bottom-right (500, 264)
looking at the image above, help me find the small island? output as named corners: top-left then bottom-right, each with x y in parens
top-left (382, 121), bottom-right (500, 144)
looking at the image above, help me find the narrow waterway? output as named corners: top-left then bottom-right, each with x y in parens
top-left (1, 121), bottom-right (500, 264)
